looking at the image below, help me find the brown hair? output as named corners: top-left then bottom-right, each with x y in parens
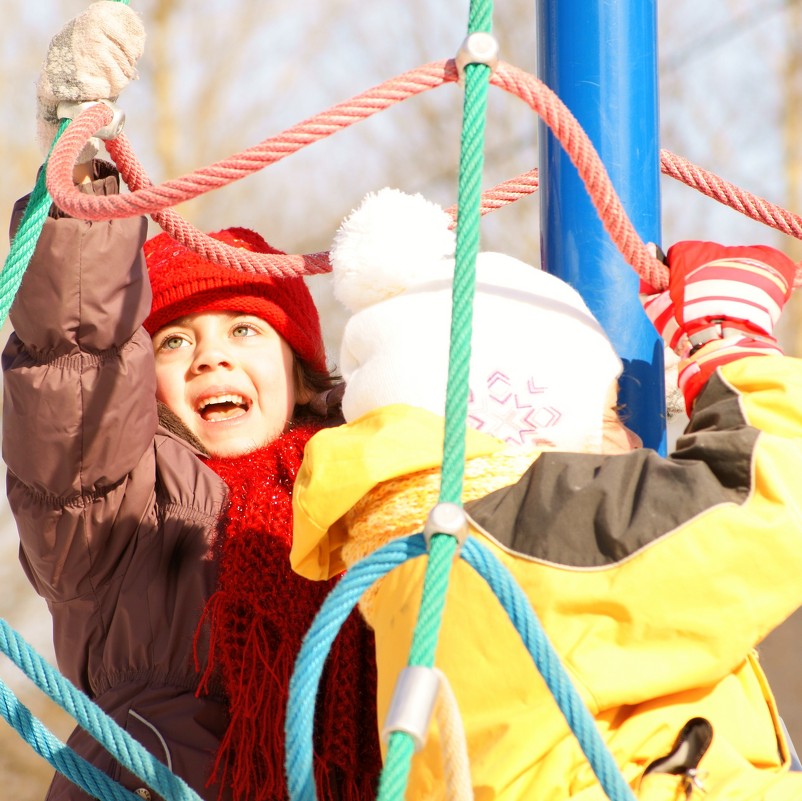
top-left (292, 358), bottom-right (344, 422)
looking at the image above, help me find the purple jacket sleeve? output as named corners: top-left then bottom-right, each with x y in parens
top-left (3, 169), bottom-right (153, 495)
top-left (2, 165), bottom-right (156, 603)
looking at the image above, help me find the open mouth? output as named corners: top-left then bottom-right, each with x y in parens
top-left (197, 393), bottom-right (251, 422)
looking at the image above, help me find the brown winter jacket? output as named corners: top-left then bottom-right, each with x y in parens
top-left (2, 162), bottom-right (232, 801)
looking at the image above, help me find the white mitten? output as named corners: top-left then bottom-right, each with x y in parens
top-left (35, 0), bottom-right (145, 162)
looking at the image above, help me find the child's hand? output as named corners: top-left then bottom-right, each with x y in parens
top-left (36, 0), bottom-right (145, 162)
top-left (659, 241), bottom-right (796, 410)
top-left (664, 241), bottom-right (795, 346)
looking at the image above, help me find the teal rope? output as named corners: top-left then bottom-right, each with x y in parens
top-left (440, 13), bottom-right (492, 505)
top-left (374, 735), bottom-right (416, 801)
top-left (286, 534), bottom-right (637, 801)
top-left (467, 0), bottom-right (493, 33)
top-left (375, 535), bottom-right (456, 801)
top-left (375, 0), bottom-right (495, 797)
top-left (438, 0), bottom-right (494, 505)
top-left (460, 538), bottom-right (637, 801)
top-left (0, 671), bottom-right (144, 801)
top-left (0, 119), bottom-right (68, 327)
top-left (0, 618), bottom-right (203, 801)
top-left (439, 61), bottom-right (491, 505)
top-left (285, 536), bottom-right (427, 801)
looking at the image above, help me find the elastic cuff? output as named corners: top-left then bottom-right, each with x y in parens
top-left (679, 337), bottom-right (783, 411)
top-left (47, 159), bottom-right (120, 219)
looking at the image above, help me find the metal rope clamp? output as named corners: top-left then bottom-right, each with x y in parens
top-left (423, 502), bottom-right (470, 553)
top-left (455, 31), bottom-right (500, 85)
top-left (382, 666), bottom-right (441, 752)
top-left (56, 99), bottom-right (126, 141)
top-left (688, 322), bottom-right (777, 353)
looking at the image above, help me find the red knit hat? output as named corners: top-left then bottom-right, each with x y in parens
top-left (143, 228), bottom-right (327, 373)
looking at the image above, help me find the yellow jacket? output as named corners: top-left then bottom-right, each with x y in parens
top-left (291, 356), bottom-right (802, 801)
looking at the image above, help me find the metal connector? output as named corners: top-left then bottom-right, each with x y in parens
top-left (423, 502), bottom-right (470, 550)
top-left (57, 99), bottom-right (126, 140)
top-left (381, 666), bottom-right (440, 751)
top-left (455, 32), bottom-right (500, 84)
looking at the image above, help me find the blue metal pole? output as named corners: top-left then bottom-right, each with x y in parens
top-left (536, 0), bottom-right (666, 454)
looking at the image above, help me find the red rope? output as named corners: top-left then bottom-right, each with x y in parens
top-left (109, 140), bottom-right (331, 277)
top-left (45, 58), bottom-right (802, 290)
top-left (659, 150), bottom-right (802, 240)
top-left (48, 62), bottom-right (455, 218)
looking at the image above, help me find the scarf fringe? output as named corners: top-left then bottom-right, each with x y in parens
top-left (313, 757), bottom-right (380, 801)
top-left (197, 426), bottom-right (381, 801)
top-left (200, 592), bottom-right (295, 801)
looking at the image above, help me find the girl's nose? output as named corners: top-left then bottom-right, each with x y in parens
top-left (190, 340), bottom-right (234, 373)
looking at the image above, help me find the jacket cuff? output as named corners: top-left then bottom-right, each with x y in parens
top-left (48, 159), bottom-right (120, 219)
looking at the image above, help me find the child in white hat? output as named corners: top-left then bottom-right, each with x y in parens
top-left (291, 187), bottom-right (802, 801)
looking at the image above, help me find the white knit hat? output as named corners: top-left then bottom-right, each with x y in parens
top-left (330, 188), bottom-right (623, 452)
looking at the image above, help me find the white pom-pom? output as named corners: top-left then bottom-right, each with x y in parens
top-left (330, 188), bottom-right (456, 312)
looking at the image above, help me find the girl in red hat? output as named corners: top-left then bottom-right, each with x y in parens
top-left (3, 5), bottom-right (380, 801)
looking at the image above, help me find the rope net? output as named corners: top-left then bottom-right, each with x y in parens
top-left (39, 60), bottom-right (802, 293)
top-left (2, 9), bottom-right (801, 801)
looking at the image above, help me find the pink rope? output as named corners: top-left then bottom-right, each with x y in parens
top-left (444, 169), bottom-right (539, 223)
top-left (659, 149), bottom-right (802, 238)
top-left (107, 138), bottom-right (330, 277)
top-left (46, 60), bottom-right (669, 286)
top-left (48, 62), bottom-right (456, 219)
top-left (660, 151), bottom-right (802, 289)
top-left (45, 58), bottom-right (802, 290)
top-left (490, 62), bottom-right (666, 288)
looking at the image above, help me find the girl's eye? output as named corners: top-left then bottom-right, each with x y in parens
top-left (232, 324), bottom-right (257, 338)
top-left (160, 334), bottom-right (189, 351)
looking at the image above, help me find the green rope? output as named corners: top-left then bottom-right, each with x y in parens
top-left (440, 63), bottom-right (491, 505)
top-left (375, 733), bottom-right (416, 801)
top-left (0, 119), bottom-right (68, 327)
top-left (0, 0), bottom-right (130, 330)
top-left (440, 0), bottom-right (492, 506)
top-left (467, 0), bottom-right (493, 34)
top-left (375, 1), bottom-right (494, 798)
top-left (376, 535), bottom-right (459, 800)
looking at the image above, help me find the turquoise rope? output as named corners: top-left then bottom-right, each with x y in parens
top-left (439, 0), bottom-right (493, 506)
top-left (0, 618), bottom-right (203, 801)
top-left (285, 536), bottom-right (427, 801)
top-left (0, 671), bottom-right (144, 801)
top-left (285, 534), bottom-right (637, 801)
top-left (376, 535), bottom-right (454, 801)
top-left (0, 119), bottom-right (68, 327)
top-left (460, 538), bottom-right (637, 801)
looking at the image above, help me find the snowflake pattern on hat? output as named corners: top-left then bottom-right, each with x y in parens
top-left (468, 373), bottom-right (562, 447)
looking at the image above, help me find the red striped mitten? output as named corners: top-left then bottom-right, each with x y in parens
top-left (640, 280), bottom-right (686, 355)
top-left (663, 241), bottom-right (796, 410)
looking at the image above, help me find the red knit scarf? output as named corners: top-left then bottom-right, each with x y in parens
top-left (196, 422), bottom-right (381, 801)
